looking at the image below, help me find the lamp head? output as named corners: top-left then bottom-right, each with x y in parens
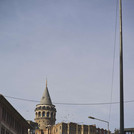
top-left (88, 116), bottom-right (95, 119)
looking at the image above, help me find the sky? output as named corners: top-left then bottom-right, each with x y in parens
top-left (0, 0), bottom-right (134, 132)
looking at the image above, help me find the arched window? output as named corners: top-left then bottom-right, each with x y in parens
top-left (43, 106), bottom-right (45, 109)
top-left (54, 113), bottom-right (55, 118)
top-left (51, 112), bottom-right (53, 118)
top-left (47, 106), bottom-right (50, 110)
top-left (38, 112), bottom-right (41, 117)
top-left (47, 112), bottom-right (49, 117)
top-left (42, 111), bottom-right (45, 117)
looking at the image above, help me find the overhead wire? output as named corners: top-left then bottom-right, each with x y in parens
top-left (108, 0), bottom-right (118, 123)
top-left (4, 95), bottom-right (134, 106)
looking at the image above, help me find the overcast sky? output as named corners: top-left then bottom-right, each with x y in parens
top-left (0, 0), bottom-right (134, 132)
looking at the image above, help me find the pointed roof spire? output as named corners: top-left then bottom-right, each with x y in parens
top-left (46, 78), bottom-right (47, 88)
top-left (40, 79), bottom-right (52, 105)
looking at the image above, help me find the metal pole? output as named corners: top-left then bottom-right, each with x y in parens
top-left (119, 0), bottom-right (124, 134)
top-left (94, 118), bottom-right (109, 134)
top-left (108, 122), bottom-right (109, 134)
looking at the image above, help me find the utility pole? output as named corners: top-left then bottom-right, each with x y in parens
top-left (119, 0), bottom-right (124, 134)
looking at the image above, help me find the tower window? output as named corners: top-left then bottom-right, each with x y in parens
top-left (47, 112), bottom-right (49, 117)
top-left (36, 112), bottom-right (37, 116)
top-left (42, 112), bottom-right (45, 117)
top-left (51, 112), bottom-right (53, 118)
top-left (38, 112), bottom-right (41, 117)
top-left (54, 113), bottom-right (55, 118)
top-left (47, 106), bottom-right (50, 110)
top-left (43, 106), bottom-right (45, 109)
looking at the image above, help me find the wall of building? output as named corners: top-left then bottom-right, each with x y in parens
top-left (0, 95), bottom-right (30, 134)
top-left (34, 122), bottom-right (108, 134)
top-left (35, 104), bottom-right (56, 129)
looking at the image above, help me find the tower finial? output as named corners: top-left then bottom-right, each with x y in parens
top-left (46, 78), bottom-right (47, 88)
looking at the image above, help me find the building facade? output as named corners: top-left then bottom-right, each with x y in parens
top-left (35, 122), bottom-right (97, 134)
top-left (0, 94), bottom-right (31, 134)
top-left (114, 128), bottom-right (134, 134)
top-left (34, 81), bottom-right (109, 134)
top-left (124, 128), bottom-right (134, 134)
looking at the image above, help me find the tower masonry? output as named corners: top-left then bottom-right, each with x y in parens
top-left (34, 81), bottom-right (56, 129)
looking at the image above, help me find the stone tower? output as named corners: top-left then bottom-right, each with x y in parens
top-left (34, 80), bottom-right (56, 129)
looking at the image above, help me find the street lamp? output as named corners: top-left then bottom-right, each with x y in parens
top-left (88, 116), bottom-right (109, 134)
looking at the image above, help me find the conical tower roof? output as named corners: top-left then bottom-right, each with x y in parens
top-left (40, 80), bottom-right (52, 105)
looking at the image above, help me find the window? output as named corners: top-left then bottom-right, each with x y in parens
top-left (47, 106), bottom-right (49, 109)
top-left (47, 112), bottom-right (49, 117)
top-left (38, 112), bottom-right (41, 117)
top-left (1, 127), bottom-right (5, 134)
top-left (90, 128), bottom-right (92, 132)
top-left (51, 112), bottom-right (53, 118)
top-left (42, 112), bottom-right (45, 117)
top-left (2, 107), bottom-right (6, 121)
top-left (43, 106), bottom-right (45, 109)
top-left (6, 130), bottom-right (9, 134)
top-left (54, 113), bottom-right (55, 118)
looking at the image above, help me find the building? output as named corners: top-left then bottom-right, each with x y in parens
top-left (27, 120), bottom-right (38, 134)
top-left (34, 81), bottom-right (109, 134)
top-left (34, 80), bottom-right (56, 129)
top-left (96, 128), bottom-right (108, 134)
top-left (124, 128), bottom-right (134, 134)
top-left (35, 122), bottom-right (97, 134)
top-left (0, 94), bottom-right (31, 134)
top-left (114, 128), bottom-right (134, 134)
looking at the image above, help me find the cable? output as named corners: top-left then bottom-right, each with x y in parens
top-left (4, 95), bottom-right (134, 106)
top-left (4, 95), bottom-right (39, 103)
top-left (108, 0), bottom-right (118, 123)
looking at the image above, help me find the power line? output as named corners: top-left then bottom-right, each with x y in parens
top-left (108, 0), bottom-right (118, 123)
top-left (4, 95), bottom-right (134, 106)
top-left (5, 95), bottom-right (39, 103)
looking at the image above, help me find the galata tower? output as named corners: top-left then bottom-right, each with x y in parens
top-left (34, 80), bottom-right (56, 129)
